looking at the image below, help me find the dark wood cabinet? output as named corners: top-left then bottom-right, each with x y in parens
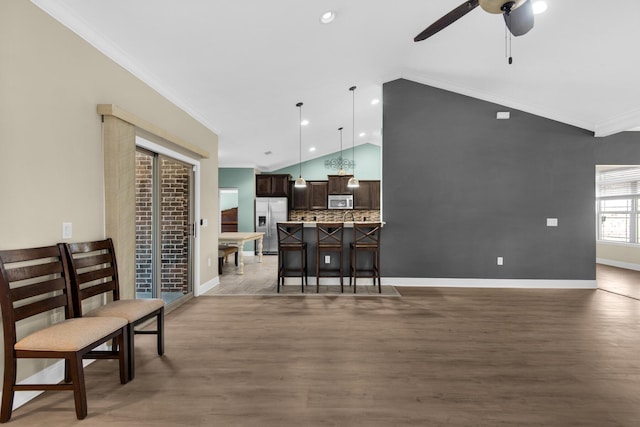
top-left (289, 181), bottom-right (309, 210)
top-left (328, 175), bottom-right (353, 195)
top-left (308, 181), bottom-right (328, 210)
top-left (353, 180), bottom-right (381, 210)
top-left (289, 181), bottom-right (328, 210)
top-left (256, 174), bottom-right (290, 197)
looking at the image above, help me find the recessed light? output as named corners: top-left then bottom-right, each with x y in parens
top-left (320, 11), bottom-right (336, 24)
top-left (301, 119), bottom-right (309, 126)
top-left (309, 147), bottom-right (316, 152)
top-left (532, 1), bottom-right (547, 14)
top-left (359, 132), bottom-right (366, 137)
top-left (371, 99), bottom-right (380, 105)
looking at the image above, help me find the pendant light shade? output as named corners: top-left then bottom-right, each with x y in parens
top-left (347, 86), bottom-right (359, 188)
top-left (294, 102), bottom-right (306, 188)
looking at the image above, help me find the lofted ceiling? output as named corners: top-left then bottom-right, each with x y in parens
top-left (32, 0), bottom-right (640, 171)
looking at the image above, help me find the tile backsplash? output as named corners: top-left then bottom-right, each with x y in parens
top-left (289, 209), bottom-right (380, 222)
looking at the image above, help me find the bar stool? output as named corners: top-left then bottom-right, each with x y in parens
top-left (349, 222), bottom-right (382, 293)
top-left (315, 222), bottom-right (344, 293)
top-left (277, 222), bottom-right (308, 293)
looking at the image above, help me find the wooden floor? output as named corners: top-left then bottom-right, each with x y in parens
top-left (6, 266), bottom-right (640, 426)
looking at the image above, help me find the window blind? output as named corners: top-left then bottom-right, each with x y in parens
top-left (596, 167), bottom-right (640, 197)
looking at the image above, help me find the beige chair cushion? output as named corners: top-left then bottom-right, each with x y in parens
top-left (85, 299), bottom-right (164, 323)
top-left (15, 317), bottom-right (127, 352)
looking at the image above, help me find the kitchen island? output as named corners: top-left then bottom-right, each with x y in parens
top-left (278, 222), bottom-right (384, 289)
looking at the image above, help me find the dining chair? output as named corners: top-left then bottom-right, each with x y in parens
top-left (349, 222), bottom-right (382, 293)
top-left (0, 244), bottom-right (129, 422)
top-left (315, 222), bottom-right (344, 293)
top-left (64, 238), bottom-right (164, 381)
top-left (276, 222), bottom-right (308, 292)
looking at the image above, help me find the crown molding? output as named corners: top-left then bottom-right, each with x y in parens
top-left (31, 0), bottom-right (221, 136)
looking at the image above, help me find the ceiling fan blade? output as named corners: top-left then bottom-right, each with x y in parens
top-left (504, 0), bottom-right (534, 36)
top-left (414, 0), bottom-right (480, 42)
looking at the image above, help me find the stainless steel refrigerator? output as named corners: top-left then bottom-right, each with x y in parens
top-left (255, 197), bottom-right (288, 254)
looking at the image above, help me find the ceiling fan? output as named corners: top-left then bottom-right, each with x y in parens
top-left (414, 0), bottom-right (534, 42)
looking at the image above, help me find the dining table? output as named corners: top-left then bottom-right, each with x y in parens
top-left (218, 231), bottom-right (264, 274)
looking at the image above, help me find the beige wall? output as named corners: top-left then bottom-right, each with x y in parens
top-left (596, 242), bottom-right (640, 270)
top-left (0, 0), bottom-right (219, 381)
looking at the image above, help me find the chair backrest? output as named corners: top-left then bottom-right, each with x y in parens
top-left (64, 238), bottom-right (120, 316)
top-left (0, 244), bottom-right (74, 348)
top-left (353, 222), bottom-right (382, 248)
top-left (316, 222), bottom-right (344, 247)
top-left (277, 222), bottom-right (304, 248)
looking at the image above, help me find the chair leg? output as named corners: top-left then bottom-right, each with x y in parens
top-left (157, 308), bottom-right (165, 356)
top-left (339, 250), bottom-right (344, 293)
top-left (64, 358), bottom-right (72, 383)
top-left (376, 250), bottom-right (382, 293)
top-left (68, 354), bottom-right (88, 420)
top-left (118, 328), bottom-right (130, 384)
top-left (1, 358), bottom-right (17, 422)
top-left (353, 250), bottom-right (358, 294)
top-left (127, 324), bottom-right (135, 381)
top-left (316, 250), bottom-right (320, 293)
top-left (300, 250), bottom-right (304, 293)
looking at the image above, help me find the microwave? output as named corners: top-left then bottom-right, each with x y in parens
top-left (328, 194), bottom-right (353, 209)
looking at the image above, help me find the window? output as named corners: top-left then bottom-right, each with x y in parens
top-left (596, 167), bottom-right (640, 244)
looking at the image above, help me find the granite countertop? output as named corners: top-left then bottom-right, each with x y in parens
top-left (299, 221), bottom-right (385, 227)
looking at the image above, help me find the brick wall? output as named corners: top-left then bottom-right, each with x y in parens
top-left (135, 153), bottom-right (191, 297)
top-left (135, 152), bottom-right (153, 295)
top-left (160, 158), bottom-right (190, 295)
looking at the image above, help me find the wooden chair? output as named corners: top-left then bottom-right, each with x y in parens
top-left (0, 244), bottom-right (129, 422)
top-left (349, 223), bottom-right (382, 293)
top-left (316, 222), bottom-right (344, 293)
top-left (276, 222), bottom-right (308, 293)
top-left (64, 239), bottom-right (164, 381)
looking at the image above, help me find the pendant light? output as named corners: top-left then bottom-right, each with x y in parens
top-left (347, 86), bottom-right (359, 188)
top-left (337, 126), bottom-right (346, 175)
top-left (294, 102), bottom-right (306, 188)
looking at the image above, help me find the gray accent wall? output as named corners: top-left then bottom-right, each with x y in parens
top-left (382, 79), bottom-right (621, 280)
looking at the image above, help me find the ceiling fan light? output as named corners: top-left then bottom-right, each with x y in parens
top-left (532, 1), bottom-right (547, 14)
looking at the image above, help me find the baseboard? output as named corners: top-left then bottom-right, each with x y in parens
top-left (386, 277), bottom-right (597, 289)
top-left (197, 276), bottom-right (219, 296)
top-left (597, 258), bottom-right (640, 272)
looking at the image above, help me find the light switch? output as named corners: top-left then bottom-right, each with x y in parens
top-left (546, 218), bottom-right (558, 227)
top-left (62, 222), bottom-right (72, 239)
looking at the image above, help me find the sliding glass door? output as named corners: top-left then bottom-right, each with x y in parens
top-left (135, 148), bottom-right (194, 305)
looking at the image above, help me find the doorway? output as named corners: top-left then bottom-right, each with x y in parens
top-left (595, 165), bottom-right (640, 298)
top-left (219, 188), bottom-right (239, 232)
top-left (135, 146), bottom-right (196, 305)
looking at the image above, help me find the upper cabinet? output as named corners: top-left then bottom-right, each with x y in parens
top-left (256, 174), bottom-right (290, 197)
top-left (353, 180), bottom-right (381, 210)
top-left (327, 175), bottom-right (353, 195)
top-left (289, 181), bottom-right (328, 210)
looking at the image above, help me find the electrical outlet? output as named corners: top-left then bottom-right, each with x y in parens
top-left (325, 255), bottom-right (331, 264)
top-left (207, 257), bottom-right (211, 267)
top-left (497, 256), bottom-right (504, 266)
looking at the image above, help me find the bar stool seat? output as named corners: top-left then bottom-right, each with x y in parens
top-left (316, 222), bottom-right (345, 293)
top-left (277, 222), bottom-right (308, 292)
top-left (349, 222), bottom-right (382, 293)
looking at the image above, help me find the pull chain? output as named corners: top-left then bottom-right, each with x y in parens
top-left (504, 22), bottom-right (513, 64)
